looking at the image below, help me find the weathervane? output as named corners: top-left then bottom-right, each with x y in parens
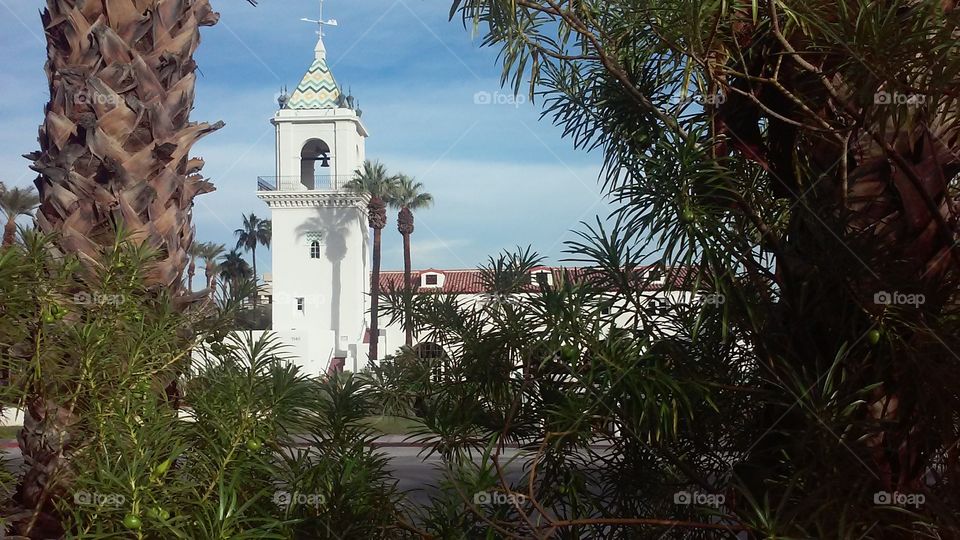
top-left (300, 0), bottom-right (338, 37)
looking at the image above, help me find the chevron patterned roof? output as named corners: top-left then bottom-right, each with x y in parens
top-left (286, 56), bottom-right (342, 110)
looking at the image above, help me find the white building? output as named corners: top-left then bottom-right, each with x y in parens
top-left (257, 29), bottom-right (686, 376)
top-left (257, 29), bottom-right (370, 374)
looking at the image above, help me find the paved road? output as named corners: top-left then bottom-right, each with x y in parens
top-left (2, 444), bottom-right (532, 505)
top-left (377, 446), bottom-right (530, 506)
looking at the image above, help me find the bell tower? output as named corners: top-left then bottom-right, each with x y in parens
top-left (257, 14), bottom-right (371, 374)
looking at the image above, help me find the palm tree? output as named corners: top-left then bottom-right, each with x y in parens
top-left (218, 249), bottom-right (253, 300)
top-left (199, 242), bottom-right (226, 292)
top-left (345, 160), bottom-right (398, 362)
top-left (0, 185), bottom-right (40, 247)
top-left (234, 214), bottom-right (271, 305)
top-left (28, 1), bottom-right (257, 296)
top-left (18, 2), bottom-right (258, 535)
top-left (386, 175), bottom-right (433, 347)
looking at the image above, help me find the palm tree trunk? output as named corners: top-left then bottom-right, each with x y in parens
top-left (251, 244), bottom-right (258, 308)
top-left (370, 227), bottom-right (382, 362)
top-left (188, 259), bottom-right (196, 290)
top-left (403, 231), bottom-right (413, 347)
top-left (32, 0), bottom-right (221, 293)
top-left (3, 218), bottom-right (15, 247)
top-left (206, 262), bottom-right (218, 294)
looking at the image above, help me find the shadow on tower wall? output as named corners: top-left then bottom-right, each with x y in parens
top-left (296, 207), bottom-right (356, 355)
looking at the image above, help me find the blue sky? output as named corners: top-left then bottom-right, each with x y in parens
top-left (0, 0), bottom-right (611, 272)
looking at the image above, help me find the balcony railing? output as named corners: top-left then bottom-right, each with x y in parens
top-left (257, 175), bottom-right (355, 192)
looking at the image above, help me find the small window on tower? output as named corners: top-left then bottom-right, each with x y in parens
top-left (310, 241), bottom-right (321, 259)
top-left (296, 298), bottom-right (305, 312)
top-left (425, 274), bottom-right (438, 285)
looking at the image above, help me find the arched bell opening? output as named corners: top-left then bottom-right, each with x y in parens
top-left (300, 139), bottom-right (331, 190)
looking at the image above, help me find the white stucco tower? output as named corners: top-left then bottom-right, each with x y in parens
top-left (257, 29), bottom-right (371, 374)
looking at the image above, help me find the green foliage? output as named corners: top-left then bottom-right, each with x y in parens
top-left (273, 374), bottom-right (404, 539)
top-left (408, 0), bottom-right (960, 537)
top-left (0, 234), bottom-right (405, 539)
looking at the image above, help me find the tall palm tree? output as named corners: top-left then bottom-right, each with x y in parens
top-left (218, 249), bottom-right (252, 300)
top-left (200, 242), bottom-right (226, 293)
top-left (18, 2), bottom-right (258, 536)
top-left (0, 185), bottom-right (40, 247)
top-left (345, 160), bottom-right (398, 362)
top-left (386, 175), bottom-right (433, 347)
top-left (28, 0), bottom-right (257, 294)
top-left (234, 213), bottom-right (271, 305)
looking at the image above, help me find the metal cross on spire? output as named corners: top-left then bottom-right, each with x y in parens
top-left (300, 0), bottom-right (338, 38)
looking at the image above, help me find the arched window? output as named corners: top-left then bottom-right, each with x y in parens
top-left (310, 240), bottom-right (321, 259)
top-left (300, 139), bottom-right (331, 190)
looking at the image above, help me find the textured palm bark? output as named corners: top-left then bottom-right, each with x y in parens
top-left (29, 0), bottom-right (222, 292)
top-left (713, 3), bottom-right (960, 499)
top-left (369, 196), bottom-right (387, 362)
top-left (205, 260), bottom-right (218, 291)
top-left (398, 206), bottom-right (414, 346)
top-left (16, 1), bottom-right (223, 537)
top-left (2, 219), bottom-right (16, 247)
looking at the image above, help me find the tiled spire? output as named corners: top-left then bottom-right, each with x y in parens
top-left (286, 34), bottom-right (342, 110)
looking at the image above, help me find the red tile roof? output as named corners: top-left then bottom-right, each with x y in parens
top-left (375, 266), bottom-right (692, 295)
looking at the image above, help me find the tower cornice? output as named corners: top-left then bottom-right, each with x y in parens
top-left (272, 108), bottom-right (369, 137)
top-left (257, 191), bottom-right (368, 209)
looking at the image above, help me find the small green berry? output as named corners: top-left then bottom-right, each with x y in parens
top-left (246, 439), bottom-right (263, 451)
top-left (123, 514), bottom-right (142, 530)
top-left (680, 209), bottom-right (695, 223)
top-left (146, 506), bottom-right (170, 521)
top-left (867, 329), bottom-right (882, 346)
